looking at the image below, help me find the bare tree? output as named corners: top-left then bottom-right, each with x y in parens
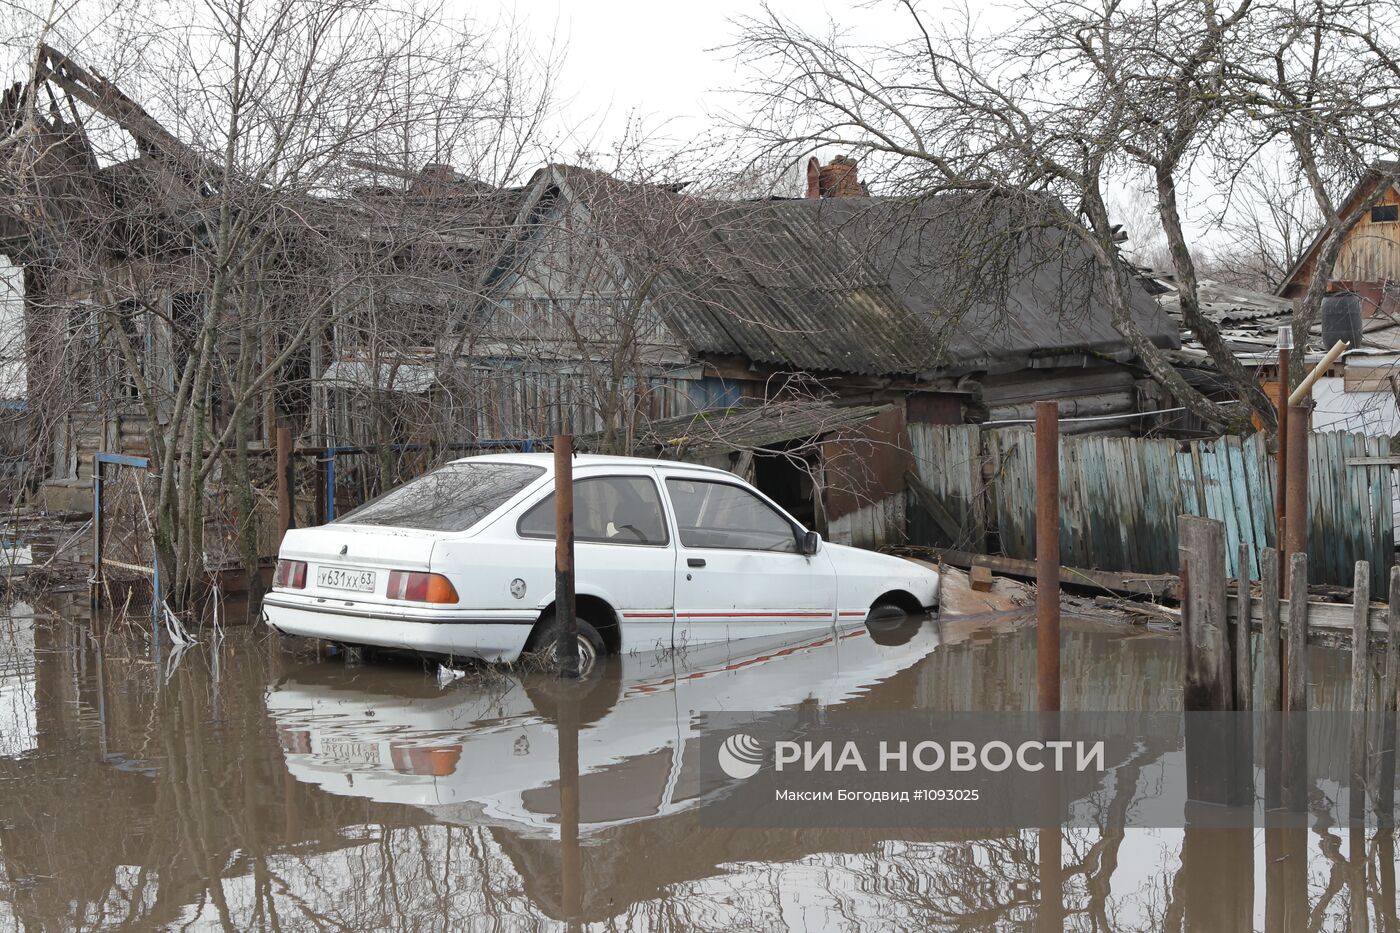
top-left (1204, 156), bottom-right (1322, 291)
top-left (731, 0), bottom-right (1400, 434)
top-left (0, 0), bottom-right (557, 613)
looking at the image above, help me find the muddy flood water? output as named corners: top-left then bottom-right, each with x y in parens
top-left (0, 594), bottom-right (1387, 930)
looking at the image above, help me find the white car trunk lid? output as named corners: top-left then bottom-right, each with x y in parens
top-left (279, 524), bottom-right (440, 602)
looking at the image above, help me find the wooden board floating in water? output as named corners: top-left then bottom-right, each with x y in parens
top-left (919, 547), bottom-right (1391, 646)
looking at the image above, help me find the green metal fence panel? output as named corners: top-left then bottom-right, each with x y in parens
top-left (906, 425), bottom-right (1392, 589)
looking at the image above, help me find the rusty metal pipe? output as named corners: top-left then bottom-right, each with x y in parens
top-left (276, 425), bottom-right (293, 547)
top-left (1035, 401), bottom-right (1061, 713)
top-left (1284, 404), bottom-right (1310, 593)
top-left (1274, 345), bottom-right (1289, 564)
top-left (554, 434), bottom-right (579, 677)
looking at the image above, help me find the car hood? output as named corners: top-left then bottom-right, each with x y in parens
top-left (823, 542), bottom-right (935, 579)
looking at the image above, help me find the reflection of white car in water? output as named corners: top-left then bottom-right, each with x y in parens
top-left (263, 453), bottom-right (939, 672)
top-left (266, 616), bottom-right (940, 836)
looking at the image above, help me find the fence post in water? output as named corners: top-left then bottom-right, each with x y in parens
top-left (1350, 561), bottom-right (1371, 825)
top-left (1035, 401), bottom-right (1060, 713)
top-left (1285, 552), bottom-right (1310, 812)
top-left (1260, 547), bottom-right (1283, 811)
top-left (1380, 567), bottom-right (1400, 828)
top-left (1236, 543), bottom-right (1253, 713)
top-left (553, 434), bottom-right (579, 678)
top-left (1179, 516), bottom-right (1246, 806)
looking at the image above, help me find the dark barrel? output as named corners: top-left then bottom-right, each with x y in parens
top-left (1321, 290), bottom-right (1363, 348)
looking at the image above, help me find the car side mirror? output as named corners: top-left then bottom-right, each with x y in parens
top-left (800, 530), bottom-right (821, 556)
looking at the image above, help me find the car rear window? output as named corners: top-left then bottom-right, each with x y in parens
top-left (336, 463), bottom-right (544, 532)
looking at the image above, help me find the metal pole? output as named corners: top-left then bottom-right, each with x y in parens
top-left (276, 425), bottom-right (293, 546)
top-left (1284, 403), bottom-right (1310, 580)
top-left (1275, 329), bottom-right (1290, 569)
top-left (1035, 401), bottom-right (1061, 713)
top-left (91, 455), bottom-right (102, 613)
top-left (554, 434), bottom-right (579, 678)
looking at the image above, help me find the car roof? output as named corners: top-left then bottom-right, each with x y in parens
top-left (448, 451), bottom-right (732, 475)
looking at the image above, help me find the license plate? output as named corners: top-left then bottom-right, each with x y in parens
top-left (316, 566), bottom-right (376, 592)
top-left (320, 739), bottom-right (380, 766)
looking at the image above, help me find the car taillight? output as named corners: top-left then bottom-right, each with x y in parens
top-left (387, 570), bottom-right (458, 604)
top-left (274, 559), bottom-right (306, 589)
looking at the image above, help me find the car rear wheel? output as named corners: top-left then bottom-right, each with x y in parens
top-left (526, 612), bottom-right (606, 678)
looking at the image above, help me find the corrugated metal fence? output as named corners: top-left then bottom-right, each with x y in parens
top-left (908, 425), bottom-right (1394, 591)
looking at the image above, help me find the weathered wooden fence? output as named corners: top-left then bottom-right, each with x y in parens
top-left (908, 424), bottom-right (1394, 590)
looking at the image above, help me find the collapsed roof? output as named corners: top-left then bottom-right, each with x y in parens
top-left (484, 165), bottom-right (1179, 378)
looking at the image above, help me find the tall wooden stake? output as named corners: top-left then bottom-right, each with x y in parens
top-left (554, 435), bottom-right (578, 678)
top-left (1350, 561), bottom-right (1371, 825)
top-left (1035, 401), bottom-right (1060, 713)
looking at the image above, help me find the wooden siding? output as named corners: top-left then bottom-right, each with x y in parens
top-left (827, 492), bottom-right (906, 550)
top-left (908, 424), bottom-right (1394, 591)
top-left (1332, 184), bottom-right (1400, 285)
top-left (1286, 180), bottom-right (1400, 297)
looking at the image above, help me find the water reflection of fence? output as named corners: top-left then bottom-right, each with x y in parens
top-left (909, 424), bottom-right (1395, 591)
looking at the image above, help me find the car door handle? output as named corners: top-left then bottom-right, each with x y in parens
top-left (687, 558), bottom-right (706, 568)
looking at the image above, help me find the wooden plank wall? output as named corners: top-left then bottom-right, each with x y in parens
top-left (907, 424), bottom-right (1394, 591)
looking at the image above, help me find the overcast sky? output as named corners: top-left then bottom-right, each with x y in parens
top-left (459, 0), bottom-right (939, 159)
top-left (447, 1), bottom-right (1171, 240)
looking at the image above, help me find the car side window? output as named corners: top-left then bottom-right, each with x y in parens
top-left (518, 476), bottom-right (670, 546)
top-left (664, 478), bottom-right (798, 553)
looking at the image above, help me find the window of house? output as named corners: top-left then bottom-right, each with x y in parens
top-left (518, 475), bottom-right (669, 546)
top-left (664, 478), bottom-right (799, 552)
top-left (1371, 204), bottom-right (1398, 223)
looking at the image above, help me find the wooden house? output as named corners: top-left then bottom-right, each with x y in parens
top-left (1279, 160), bottom-right (1400, 316)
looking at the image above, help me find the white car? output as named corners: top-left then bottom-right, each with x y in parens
top-left (263, 453), bottom-right (939, 672)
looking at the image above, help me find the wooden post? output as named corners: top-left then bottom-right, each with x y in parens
top-left (1350, 560), bottom-right (1371, 825)
top-left (1285, 552), bottom-right (1310, 812)
top-left (1260, 548), bottom-right (1283, 811)
top-left (1236, 543), bottom-right (1253, 713)
top-left (1378, 566), bottom-right (1400, 829)
top-left (1180, 516), bottom-right (1232, 713)
top-left (1035, 401), bottom-right (1060, 713)
top-left (1180, 516), bottom-right (1248, 806)
top-left (553, 435), bottom-right (579, 678)
top-left (276, 425), bottom-right (293, 546)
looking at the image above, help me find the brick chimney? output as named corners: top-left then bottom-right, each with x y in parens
top-left (805, 157), bottom-right (821, 198)
top-left (812, 154), bottom-right (862, 196)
